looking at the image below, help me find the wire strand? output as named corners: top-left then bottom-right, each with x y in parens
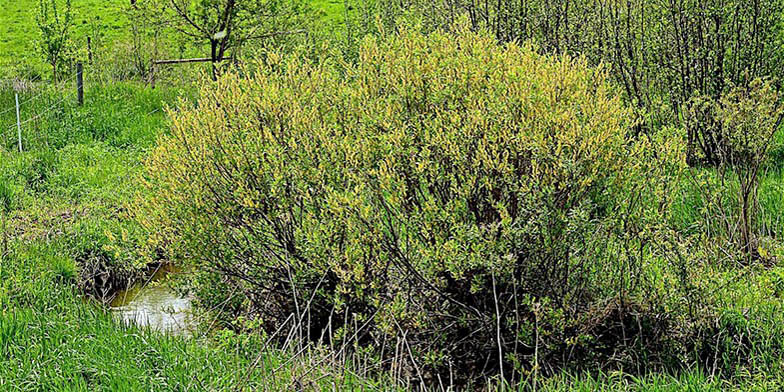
top-left (4, 82), bottom-right (168, 151)
top-left (0, 73), bottom-right (80, 117)
top-left (5, 94), bottom-right (70, 131)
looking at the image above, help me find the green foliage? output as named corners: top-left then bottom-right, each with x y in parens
top-left (138, 26), bottom-right (686, 384)
top-left (35, 0), bottom-right (76, 82)
top-left (3, 1), bottom-right (784, 389)
top-left (717, 80), bottom-right (783, 169)
top-left (0, 78), bottom-right (389, 390)
top-left (684, 80), bottom-right (784, 264)
top-left (0, 181), bottom-right (13, 214)
top-left (21, 149), bottom-right (59, 192)
top-left (0, 180), bottom-right (12, 258)
top-left (367, 0), bottom-right (784, 165)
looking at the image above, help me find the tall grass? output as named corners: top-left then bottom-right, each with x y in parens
top-left (0, 81), bottom-right (182, 152)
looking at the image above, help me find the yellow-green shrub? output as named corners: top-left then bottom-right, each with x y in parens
top-left (136, 27), bottom-right (682, 384)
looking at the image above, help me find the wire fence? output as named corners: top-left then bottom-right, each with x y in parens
top-left (1, 87), bottom-right (74, 152)
top-left (0, 70), bottom-right (166, 153)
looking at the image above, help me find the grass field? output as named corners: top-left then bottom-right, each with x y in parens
top-left (0, 0), bottom-right (346, 79)
top-left (0, 0), bottom-right (127, 77)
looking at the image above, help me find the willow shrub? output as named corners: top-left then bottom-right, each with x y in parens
top-left (136, 27), bottom-right (683, 384)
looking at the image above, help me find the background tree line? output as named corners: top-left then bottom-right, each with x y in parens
top-left (367, 0), bottom-right (784, 165)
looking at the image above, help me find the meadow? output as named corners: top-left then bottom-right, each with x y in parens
top-left (0, 0), bottom-right (127, 78)
top-left (0, 0), bottom-right (345, 79)
top-left (3, 0), bottom-right (784, 391)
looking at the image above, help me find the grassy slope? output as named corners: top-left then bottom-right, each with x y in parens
top-left (0, 0), bottom-right (127, 76)
top-left (0, 0), bottom-right (345, 78)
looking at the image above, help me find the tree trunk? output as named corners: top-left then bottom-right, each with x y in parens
top-left (210, 40), bottom-right (218, 81)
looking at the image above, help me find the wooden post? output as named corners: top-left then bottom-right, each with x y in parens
top-left (15, 93), bottom-right (21, 153)
top-left (153, 57), bottom-right (232, 65)
top-left (87, 36), bottom-right (93, 64)
top-left (150, 62), bottom-right (156, 89)
top-left (76, 62), bottom-right (84, 105)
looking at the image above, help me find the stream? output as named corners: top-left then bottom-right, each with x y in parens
top-left (109, 264), bottom-right (196, 336)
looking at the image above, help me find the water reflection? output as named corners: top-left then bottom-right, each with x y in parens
top-left (110, 265), bottom-right (195, 336)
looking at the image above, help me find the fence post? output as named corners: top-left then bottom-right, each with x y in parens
top-left (150, 62), bottom-right (156, 89)
top-left (15, 93), bottom-right (21, 153)
top-left (87, 36), bottom-right (93, 64)
top-left (76, 62), bottom-right (84, 105)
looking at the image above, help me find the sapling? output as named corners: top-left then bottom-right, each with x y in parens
top-left (35, 0), bottom-right (74, 83)
top-left (686, 79), bottom-right (784, 264)
top-left (717, 79), bottom-right (784, 264)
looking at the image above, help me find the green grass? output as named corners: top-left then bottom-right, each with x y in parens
top-left (0, 242), bottom-right (383, 390)
top-left (311, 0), bottom-right (346, 23)
top-left (538, 370), bottom-right (784, 391)
top-left (0, 0), bottom-right (346, 80)
top-left (0, 0), bottom-right (127, 79)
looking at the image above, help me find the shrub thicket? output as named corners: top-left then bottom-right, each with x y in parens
top-left (360, 0), bottom-right (784, 165)
top-left (137, 27), bottom-right (685, 384)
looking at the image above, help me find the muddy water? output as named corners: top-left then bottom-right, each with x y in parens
top-left (110, 265), bottom-right (195, 336)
